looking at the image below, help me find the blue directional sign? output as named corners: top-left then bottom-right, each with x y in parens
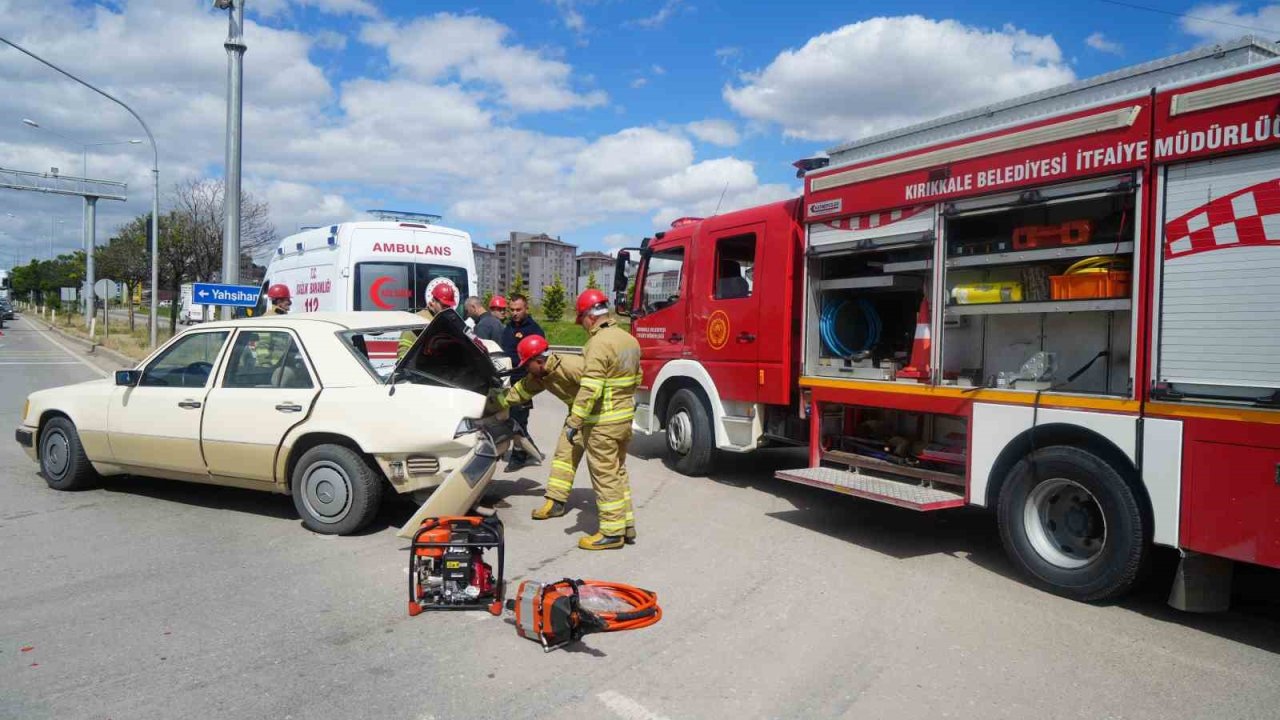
top-left (193, 282), bottom-right (261, 308)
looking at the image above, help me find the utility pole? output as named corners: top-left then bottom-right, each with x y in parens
top-left (218, 0), bottom-right (246, 320)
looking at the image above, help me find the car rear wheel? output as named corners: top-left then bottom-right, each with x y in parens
top-left (291, 444), bottom-right (384, 535)
top-left (40, 417), bottom-right (98, 491)
top-left (664, 388), bottom-right (713, 476)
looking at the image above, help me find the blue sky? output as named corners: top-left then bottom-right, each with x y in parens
top-left (2, 0), bottom-right (1279, 265)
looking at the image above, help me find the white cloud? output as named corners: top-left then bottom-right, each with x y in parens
top-left (1085, 32), bottom-right (1123, 55)
top-left (632, 0), bottom-right (685, 29)
top-left (0, 1), bottom-right (785, 262)
top-left (601, 233), bottom-right (631, 250)
top-left (549, 0), bottom-right (588, 34)
top-left (715, 46), bottom-right (742, 67)
top-left (314, 30), bottom-right (348, 51)
top-left (685, 119), bottom-right (741, 146)
top-left (631, 77), bottom-right (649, 89)
top-left (251, 0), bottom-right (380, 19)
top-left (723, 16), bottom-right (1075, 142)
top-left (360, 13), bottom-right (607, 112)
top-left (652, 64), bottom-right (666, 75)
top-left (1180, 3), bottom-right (1280, 42)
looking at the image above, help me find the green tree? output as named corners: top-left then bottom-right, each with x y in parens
top-left (542, 274), bottom-right (566, 322)
top-left (626, 278), bottom-right (637, 308)
top-left (507, 272), bottom-right (528, 299)
top-left (586, 271), bottom-right (599, 291)
top-left (96, 224), bottom-right (150, 330)
top-left (482, 290), bottom-right (494, 308)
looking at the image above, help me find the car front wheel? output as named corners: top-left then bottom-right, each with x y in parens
top-left (291, 444), bottom-right (384, 535)
top-left (40, 416), bottom-right (98, 490)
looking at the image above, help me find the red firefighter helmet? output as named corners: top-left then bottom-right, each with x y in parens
top-left (267, 284), bottom-right (291, 301)
top-left (516, 334), bottom-right (550, 367)
top-left (575, 288), bottom-right (609, 320)
top-left (489, 295), bottom-right (508, 310)
top-left (429, 282), bottom-right (457, 308)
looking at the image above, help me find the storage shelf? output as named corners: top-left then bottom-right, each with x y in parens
top-left (946, 241), bottom-right (1133, 269)
top-left (881, 258), bottom-right (932, 272)
top-left (817, 275), bottom-right (924, 291)
top-left (945, 298), bottom-right (1131, 316)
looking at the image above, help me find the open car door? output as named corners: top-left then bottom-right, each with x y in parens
top-left (391, 310), bottom-right (543, 537)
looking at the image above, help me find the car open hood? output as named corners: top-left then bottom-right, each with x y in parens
top-left (388, 308), bottom-right (499, 395)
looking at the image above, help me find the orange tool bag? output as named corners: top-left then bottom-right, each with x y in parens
top-left (1012, 220), bottom-right (1093, 250)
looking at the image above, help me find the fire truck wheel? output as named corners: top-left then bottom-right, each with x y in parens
top-left (997, 445), bottom-right (1147, 602)
top-left (291, 444), bottom-right (384, 535)
top-left (665, 388), bottom-right (713, 476)
top-left (39, 416), bottom-right (99, 491)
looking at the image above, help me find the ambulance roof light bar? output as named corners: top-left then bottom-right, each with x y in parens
top-left (366, 209), bottom-right (442, 224)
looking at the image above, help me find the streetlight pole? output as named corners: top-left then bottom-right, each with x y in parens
top-left (218, 0), bottom-right (247, 320)
top-left (2, 35), bottom-right (164, 348)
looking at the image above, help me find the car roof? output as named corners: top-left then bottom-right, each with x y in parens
top-left (195, 311), bottom-right (426, 331)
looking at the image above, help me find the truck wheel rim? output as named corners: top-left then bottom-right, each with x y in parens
top-left (668, 410), bottom-right (693, 455)
top-left (301, 461), bottom-right (351, 524)
top-left (42, 430), bottom-right (69, 479)
top-left (1023, 477), bottom-right (1106, 569)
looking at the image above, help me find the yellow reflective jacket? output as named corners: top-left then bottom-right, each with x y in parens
top-left (397, 308), bottom-right (436, 359)
top-left (566, 318), bottom-right (641, 428)
top-left (488, 354), bottom-right (584, 413)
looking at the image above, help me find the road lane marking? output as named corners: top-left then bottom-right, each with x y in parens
top-left (597, 691), bottom-right (672, 720)
top-left (0, 361), bottom-right (83, 366)
top-left (20, 318), bottom-right (110, 378)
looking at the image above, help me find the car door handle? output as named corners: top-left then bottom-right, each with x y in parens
top-left (668, 333), bottom-right (683, 343)
top-left (736, 332), bottom-right (756, 344)
top-left (275, 403), bottom-right (304, 413)
top-left (178, 399), bottom-right (202, 409)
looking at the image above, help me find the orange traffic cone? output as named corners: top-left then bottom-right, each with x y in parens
top-left (895, 298), bottom-right (931, 381)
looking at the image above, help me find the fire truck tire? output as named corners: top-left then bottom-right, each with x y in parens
top-left (665, 388), bottom-right (713, 476)
top-left (997, 445), bottom-right (1147, 602)
top-left (291, 444), bottom-right (384, 535)
top-left (39, 416), bottom-right (99, 491)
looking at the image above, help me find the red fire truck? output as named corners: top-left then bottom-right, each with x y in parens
top-left (612, 37), bottom-right (1280, 608)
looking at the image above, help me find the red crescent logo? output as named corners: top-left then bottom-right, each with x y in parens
top-left (369, 276), bottom-right (394, 310)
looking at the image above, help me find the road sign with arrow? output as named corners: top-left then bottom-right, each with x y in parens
top-left (192, 282), bottom-right (260, 308)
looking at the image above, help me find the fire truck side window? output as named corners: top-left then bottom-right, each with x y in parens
top-left (714, 233), bottom-right (755, 299)
top-left (641, 248), bottom-right (684, 313)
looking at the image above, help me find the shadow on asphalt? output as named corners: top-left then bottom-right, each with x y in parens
top-left (634, 438), bottom-right (1280, 655)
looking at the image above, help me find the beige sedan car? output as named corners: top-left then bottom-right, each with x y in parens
top-left (15, 310), bottom-right (532, 535)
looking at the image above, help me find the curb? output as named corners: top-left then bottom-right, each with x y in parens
top-left (36, 317), bottom-right (139, 369)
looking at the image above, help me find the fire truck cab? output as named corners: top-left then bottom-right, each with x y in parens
top-left (617, 37), bottom-right (1280, 607)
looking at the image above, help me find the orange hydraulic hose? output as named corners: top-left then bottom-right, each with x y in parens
top-left (578, 579), bottom-right (662, 632)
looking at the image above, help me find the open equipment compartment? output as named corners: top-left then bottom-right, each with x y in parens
top-left (940, 175), bottom-right (1137, 395)
top-left (805, 206), bottom-right (937, 381)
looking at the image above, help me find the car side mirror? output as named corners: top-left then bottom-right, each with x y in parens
top-left (115, 369), bottom-right (141, 387)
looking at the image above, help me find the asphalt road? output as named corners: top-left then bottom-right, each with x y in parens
top-left (2, 313), bottom-right (1279, 720)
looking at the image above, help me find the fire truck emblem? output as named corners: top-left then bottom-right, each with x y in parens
top-left (707, 310), bottom-right (730, 350)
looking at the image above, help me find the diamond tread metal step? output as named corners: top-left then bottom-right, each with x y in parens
top-left (774, 466), bottom-right (965, 511)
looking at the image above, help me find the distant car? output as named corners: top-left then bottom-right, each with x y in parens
top-left (0, 297), bottom-right (11, 324)
top-left (14, 310), bottom-right (533, 535)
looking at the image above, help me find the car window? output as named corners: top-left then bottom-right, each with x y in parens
top-left (223, 331), bottom-right (314, 389)
top-left (140, 332), bottom-right (229, 388)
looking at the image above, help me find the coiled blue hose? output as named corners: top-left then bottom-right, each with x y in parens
top-left (820, 298), bottom-right (880, 358)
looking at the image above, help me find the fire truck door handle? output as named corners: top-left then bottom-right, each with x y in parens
top-left (668, 333), bottom-right (683, 343)
top-left (736, 332), bottom-right (756, 344)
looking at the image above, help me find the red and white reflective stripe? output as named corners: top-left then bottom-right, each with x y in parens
top-left (818, 205), bottom-right (929, 232)
top-left (1164, 178), bottom-right (1280, 259)
top-left (914, 323), bottom-right (931, 339)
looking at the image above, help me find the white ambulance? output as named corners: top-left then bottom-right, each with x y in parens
top-left (259, 213), bottom-right (477, 370)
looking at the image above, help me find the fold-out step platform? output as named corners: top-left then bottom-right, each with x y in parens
top-left (774, 467), bottom-right (966, 511)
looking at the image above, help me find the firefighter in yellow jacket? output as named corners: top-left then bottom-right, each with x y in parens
top-left (397, 282), bottom-right (457, 359)
top-left (264, 284), bottom-right (292, 315)
top-left (564, 289), bottom-right (641, 550)
top-left (486, 334), bottom-right (611, 530)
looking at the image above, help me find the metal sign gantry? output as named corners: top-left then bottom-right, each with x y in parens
top-left (0, 165), bottom-right (127, 325)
